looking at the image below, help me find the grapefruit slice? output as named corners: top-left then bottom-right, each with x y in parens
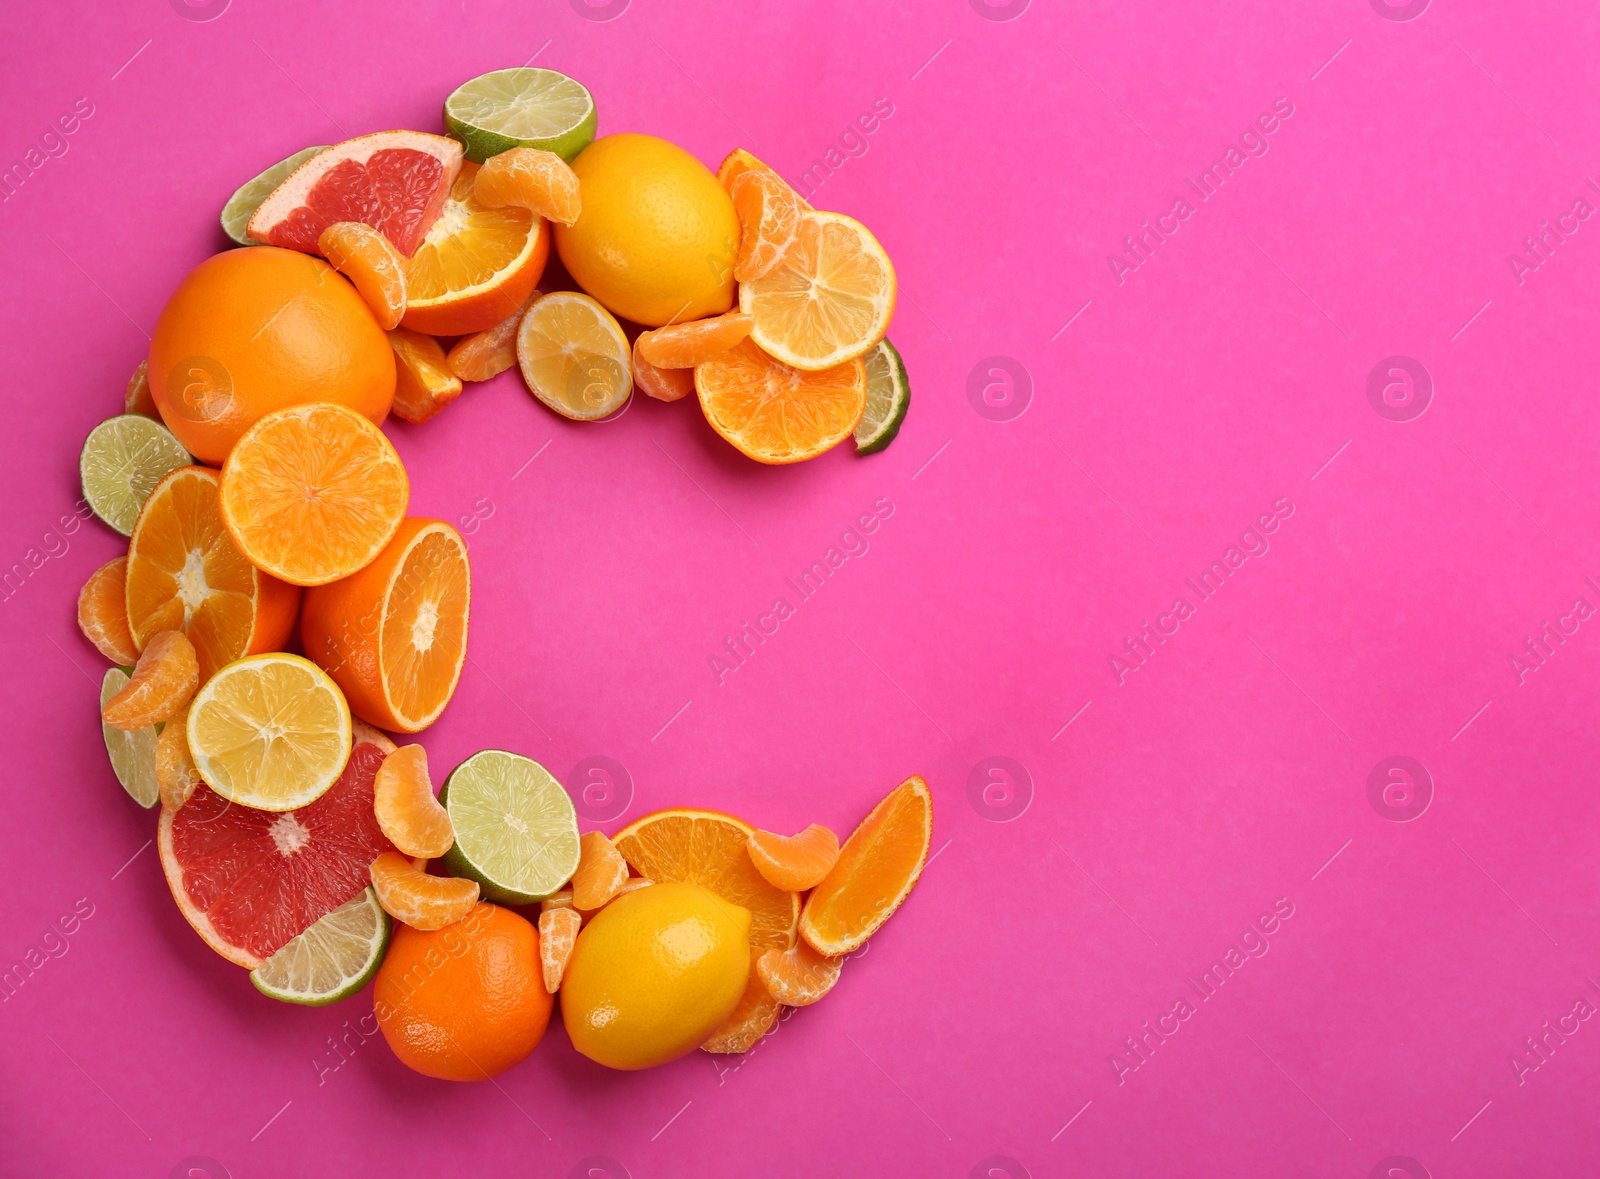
top-left (158, 740), bottom-right (398, 969)
top-left (247, 131), bottom-right (464, 259)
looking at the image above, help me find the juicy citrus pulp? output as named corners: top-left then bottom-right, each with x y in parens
top-left (538, 905), bottom-right (581, 993)
top-left (78, 557), bottom-right (139, 665)
top-left (637, 311), bottom-right (753, 369)
top-left (447, 296), bottom-right (536, 382)
top-left (444, 67), bottom-right (597, 164)
top-left (440, 750), bottom-right (580, 903)
top-left (716, 147), bottom-right (812, 211)
top-left (102, 630), bottom-right (199, 731)
top-left (388, 328), bottom-right (463, 424)
top-left (370, 851), bottom-right (479, 930)
top-left (729, 169), bottom-right (801, 282)
top-left (250, 887), bottom-right (390, 1005)
top-left (319, 222), bottom-right (407, 330)
top-left (373, 745), bottom-right (454, 858)
top-left (632, 336), bottom-right (695, 402)
top-left (79, 415), bottom-right (190, 536)
top-left (855, 337), bottom-right (910, 454)
top-left (746, 823), bottom-right (841, 892)
top-left (571, 830), bottom-right (628, 910)
top-left (126, 360), bottom-right (158, 417)
top-left (100, 668), bottom-right (160, 808)
top-left (474, 148), bottom-right (581, 225)
top-left (757, 939), bottom-right (843, 1006)
top-left (516, 291), bottom-right (631, 420)
top-left (155, 699), bottom-right (200, 810)
top-left (695, 340), bottom-right (866, 464)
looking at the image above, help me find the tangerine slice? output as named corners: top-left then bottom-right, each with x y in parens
top-left (374, 745), bottom-right (454, 858)
top-left (125, 466), bottom-right (301, 683)
top-left (637, 311), bottom-right (753, 369)
top-left (701, 957), bottom-right (780, 1054)
top-left (474, 147), bottom-right (581, 225)
top-left (747, 824), bottom-right (840, 892)
top-left (799, 775), bottom-right (932, 955)
top-left (571, 831), bottom-right (628, 910)
top-left (729, 170), bottom-right (800, 282)
top-left (219, 403), bottom-right (409, 587)
top-left (125, 360), bottom-right (157, 418)
top-left (102, 630), bottom-right (199, 731)
top-left (695, 340), bottom-right (866, 464)
top-left (716, 147), bottom-right (812, 211)
top-left (387, 328), bottom-right (463, 424)
top-left (78, 557), bottom-right (139, 665)
top-left (540, 876), bottom-right (652, 921)
top-left (301, 518), bottom-right (471, 732)
top-left (447, 294), bottom-right (539, 382)
top-left (319, 222), bottom-right (407, 330)
top-left (632, 336), bottom-right (695, 402)
top-left (369, 851), bottom-right (480, 931)
top-left (155, 699), bottom-right (201, 810)
top-left (757, 939), bottom-right (843, 1006)
top-left (538, 905), bottom-right (581, 992)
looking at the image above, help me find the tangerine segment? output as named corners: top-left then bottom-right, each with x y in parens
top-left (799, 775), bottom-right (932, 955)
top-left (613, 809), bottom-right (798, 951)
top-left (369, 851), bottom-right (480, 931)
top-left (387, 328), bottom-right (463, 424)
top-left (571, 831), bottom-right (628, 910)
top-left (474, 148), bottom-right (581, 225)
top-left (219, 403), bottom-right (409, 587)
top-left (319, 222), bottom-right (407, 330)
top-left (729, 170), bottom-right (800, 282)
top-left (696, 340), bottom-right (866, 464)
top-left (447, 294), bottom-right (538, 382)
top-left (747, 824), bottom-right (840, 892)
top-left (517, 292), bottom-right (632, 421)
top-left (701, 956), bottom-right (780, 1054)
top-left (757, 940), bottom-right (843, 1006)
top-left (541, 877), bottom-right (652, 921)
top-left (403, 163), bottom-right (549, 336)
top-left (156, 699), bottom-right (201, 810)
top-left (125, 466), bottom-right (300, 683)
top-left (739, 211), bottom-right (896, 371)
top-left (102, 630), bottom-right (199, 731)
top-left (538, 905), bottom-right (581, 992)
top-left (301, 519), bottom-right (471, 733)
top-left (716, 148), bottom-right (813, 211)
top-left (632, 336), bottom-right (695, 402)
top-left (126, 360), bottom-right (157, 417)
top-left (374, 745), bottom-right (454, 858)
top-left (78, 557), bottom-right (140, 665)
top-left (637, 311), bottom-right (753, 370)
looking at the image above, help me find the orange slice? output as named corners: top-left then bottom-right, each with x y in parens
top-left (155, 699), bottom-right (201, 810)
top-left (102, 630), bottom-right (199, 730)
top-left (447, 294), bottom-right (539, 382)
top-left (637, 311), bottom-right (753, 369)
top-left (300, 518), bottom-right (471, 733)
top-left (571, 831), bottom-right (628, 910)
top-left (729, 170), bottom-right (800, 282)
top-left (125, 466), bottom-right (301, 683)
top-left (632, 336), bottom-right (695, 402)
top-left (716, 147), bottom-right (812, 211)
top-left (747, 824), bottom-right (840, 892)
top-left (402, 162), bottom-right (550, 336)
top-left (78, 557), bottom-right (139, 665)
top-left (369, 851), bottom-right (479, 930)
top-left (474, 148), bottom-right (581, 226)
top-left (387, 327), bottom-right (463, 424)
top-left (319, 222), bottom-right (407, 330)
top-left (219, 403), bottom-right (409, 587)
top-left (125, 360), bottom-right (157, 418)
top-left (799, 775), bottom-right (932, 955)
top-left (695, 340), bottom-right (866, 464)
top-left (613, 809), bottom-right (798, 951)
top-left (701, 958), bottom-right (780, 1053)
top-left (757, 940), bottom-right (842, 1006)
top-left (538, 906), bottom-right (581, 992)
top-left (373, 745), bottom-right (454, 858)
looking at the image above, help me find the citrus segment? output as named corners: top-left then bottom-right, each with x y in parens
top-left (739, 211), bottom-right (895, 371)
top-left (446, 295), bottom-right (537, 382)
top-left (373, 745), bottom-right (454, 858)
top-left (613, 809), bottom-right (799, 951)
top-left (571, 831), bottom-right (628, 910)
top-left (541, 877), bottom-right (652, 922)
top-left (102, 630), bottom-right (198, 731)
top-left (301, 518), bottom-right (471, 732)
top-left (474, 148), bottom-right (581, 225)
top-left (716, 147), bottom-right (812, 211)
top-left (219, 402), bottom-right (409, 587)
top-left (695, 340), bottom-right (866, 464)
top-left (221, 144), bottom-right (327, 247)
top-left (632, 336), bottom-right (695, 402)
top-left (387, 328), bottom-right (463, 424)
top-left (319, 222), bottom-right (407, 330)
top-left (538, 905), bottom-right (580, 993)
top-left (250, 886), bottom-right (389, 1005)
top-left (78, 557), bottom-right (139, 665)
top-left (516, 291), bottom-right (631, 420)
top-left (855, 337), bottom-right (910, 454)
top-left (79, 414), bottom-right (190, 536)
top-left (701, 959), bottom-right (781, 1054)
top-left (757, 940), bottom-right (843, 1006)
top-left (187, 652), bottom-right (352, 812)
top-left (369, 851), bottom-right (479, 931)
top-left (444, 67), bottom-right (597, 164)
top-left (100, 668), bottom-right (160, 808)
top-left (637, 311), bottom-right (753, 369)
top-left (747, 824), bottom-right (840, 892)
top-left (155, 699), bottom-right (201, 810)
top-left (799, 775), bottom-right (932, 955)
top-left (729, 169), bottom-right (800, 282)
top-left (440, 751), bottom-right (580, 903)
top-left (125, 360), bottom-right (157, 418)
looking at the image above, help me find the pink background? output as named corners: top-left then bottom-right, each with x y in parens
top-left (4, 0), bottom-right (1599, 1175)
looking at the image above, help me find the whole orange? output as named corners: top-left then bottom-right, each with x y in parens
top-left (373, 903), bottom-right (551, 1081)
top-left (148, 247), bottom-right (395, 465)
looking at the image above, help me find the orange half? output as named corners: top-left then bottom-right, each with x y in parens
top-left (695, 340), bottom-right (865, 464)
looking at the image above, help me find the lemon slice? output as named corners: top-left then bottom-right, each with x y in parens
top-left (80, 415), bottom-right (191, 536)
top-left (100, 668), bottom-right (160, 808)
top-left (739, 211), bottom-right (896, 371)
top-left (515, 292), bottom-right (632, 421)
top-left (187, 653), bottom-right (352, 811)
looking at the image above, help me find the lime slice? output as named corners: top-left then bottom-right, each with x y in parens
top-left (855, 338), bottom-right (910, 454)
top-left (80, 415), bottom-right (190, 536)
top-left (220, 145), bottom-right (328, 246)
top-left (101, 668), bottom-right (160, 808)
top-left (444, 68), bottom-right (597, 164)
top-left (441, 750), bottom-right (580, 903)
top-left (250, 887), bottom-right (390, 1005)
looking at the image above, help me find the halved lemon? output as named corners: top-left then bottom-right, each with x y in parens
top-left (738, 211), bottom-right (895, 371)
top-left (695, 339), bottom-right (866, 464)
top-left (187, 653), bottom-right (352, 811)
top-left (516, 292), bottom-right (631, 420)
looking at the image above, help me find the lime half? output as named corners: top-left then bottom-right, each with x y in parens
top-left (855, 337), bottom-right (910, 454)
top-left (80, 415), bottom-right (190, 536)
top-left (221, 145), bottom-right (328, 246)
top-left (251, 887), bottom-right (390, 1005)
top-left (441, 750), bottom-right (580, 903)
top-left (101, 668), bottom-right (160, 808)
top-left (444, 68), bottom-right (597, 164)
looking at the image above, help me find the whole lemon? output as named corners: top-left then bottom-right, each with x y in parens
top-left (561, 881), bottom-right (751, 1070)
top-left (554, 134), bottom-right (739, 327)
top-left (149, 247), bottom-right (395, 465)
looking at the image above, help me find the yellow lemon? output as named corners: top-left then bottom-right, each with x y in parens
top-left (554, 134), bottom-right (739, 327)
top-left (560, 881), bottom-right (751, 1070)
